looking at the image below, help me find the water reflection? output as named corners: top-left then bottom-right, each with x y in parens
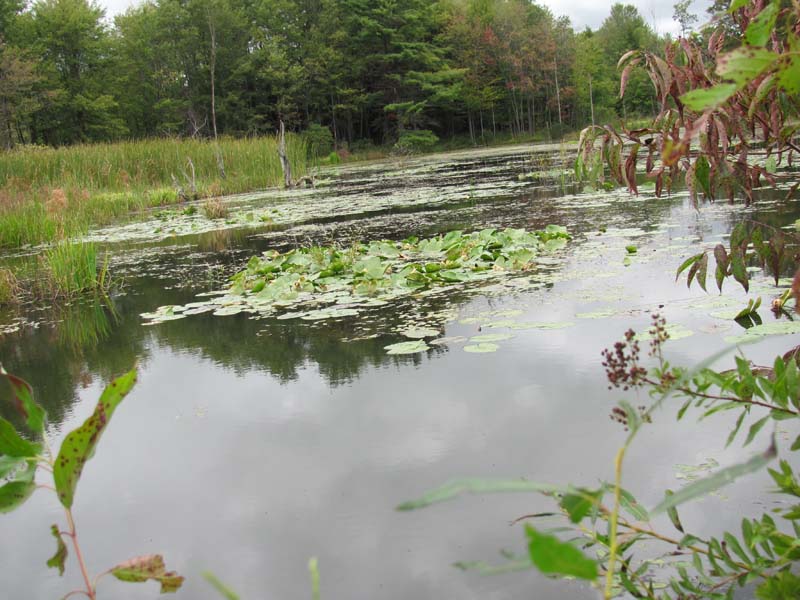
top-left (2, 146), bottom-right (800, 600)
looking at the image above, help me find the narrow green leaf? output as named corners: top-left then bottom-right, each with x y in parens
top-left (726, 410), bottom-right (747, 448)
top-left (730, 250), bottom-right (749, 293)
top-left (714, 243), bottom-right (729, 293)
top-left (111, 554), bottom-right (184, 593)
top-left (46, 524), bottom-right (68, 576)
top-left (696, 253), bottom-right (709, 292)
top-left (743, 415), bottom-right (770, 447)
top-left (203, 572), bottom-right (240, 600)
top-left (397, 478), bottom-right (568, 511)
top-left (723, 532), bottom-right (750, 563)
top-left (744, 2), bottom-right (779, 47)
top-left (695, 156), bottom-right (712, 199)
top-left (53, 369), bottom-right (137, 509)
top-left (309, 557), bottom-right (320, 600)
top-left (651, 439), bottom-right (777, 515)
top-left (727, 0), bottom-right (748, 11)
top-left (619, 488), bottom-right (650, 521)
top-left (676, 254), bottom-right (702, 281)
top-left (0, 369), bottom-right (45, 435)
top-left (0, 418), bottom-right (41, 458)
top-left (791, 434), bottom-right (800, 452)
top-left (525, 525), bottom-right (598, 580)
top-left (665, 490), bottom-right (684, 533)
top-left (681, 84), bottom-right (737, 112)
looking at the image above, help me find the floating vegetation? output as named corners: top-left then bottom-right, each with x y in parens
top-left (724, 320), bottom-right (800, 345)
top-left (142, 227), bottom-right (571, 333)
top-left (384, 340), bottom-right (430, 355)
top-left (463, 342), bottom-right (500, 353)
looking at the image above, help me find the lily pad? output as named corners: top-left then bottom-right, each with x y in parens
top-left (384, 340), bottom-right (430, 355)
top-left (463, 343), bottom-right (500, 353)
top-left (469, 334), bottom-right (514, 343)
top-left (401, 327), bottom-right (441, 339)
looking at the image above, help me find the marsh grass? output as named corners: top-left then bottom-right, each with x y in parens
top-left (0, 267), bottom-right (20, 304)
top-left (39, 242), bottom-right (110, 299)
top-left (202, 198), bottom-right (230, 220)
top-left (0, 135), bottom-right (308, 248)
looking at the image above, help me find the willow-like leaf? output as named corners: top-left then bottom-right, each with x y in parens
top-left (525, 525), bottom-right (598, 581)
top-left (396, 478), bottom-right (569, 511)
top-left (651, 439), bottom-right (776, 515)
top-left (53, 369), bottom-right (137, 508)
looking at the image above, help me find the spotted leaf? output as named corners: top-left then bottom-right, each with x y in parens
top-left (53, 369), bottom-right (137, 509)
top-left (111, 554), bottom-right (184, 594)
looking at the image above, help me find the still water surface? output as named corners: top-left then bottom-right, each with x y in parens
top-left (1, 145), bottom-right (799, 599)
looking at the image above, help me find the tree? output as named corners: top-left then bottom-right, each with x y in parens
top-left (673, 0), bottom-right (698, 36)
top-left (29, 0), bottom-right (126, 144)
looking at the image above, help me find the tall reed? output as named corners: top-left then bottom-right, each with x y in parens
top-left (0, 134), bottom-right (308, 248)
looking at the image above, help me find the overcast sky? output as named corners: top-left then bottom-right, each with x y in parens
top-left (99, 0), bottom-right (713, 37)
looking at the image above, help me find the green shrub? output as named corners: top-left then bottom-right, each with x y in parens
top-left (393, 130), bottom-right (438, 155)
top-left (304, 124), bottom-right (334, 159)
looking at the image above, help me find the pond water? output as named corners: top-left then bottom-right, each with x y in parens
top-left (1, 144), bottom-right (800, 599)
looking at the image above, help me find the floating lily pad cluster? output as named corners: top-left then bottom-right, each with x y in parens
top-left (141, 227), bottom-right (570, 331)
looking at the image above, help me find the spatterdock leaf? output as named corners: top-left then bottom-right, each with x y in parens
top-left (525, 525), bottom-right (598, 580)
top-left (53, 369), bottom-right (137, 509)
top-left (0, 369), bottom-right (45, 435)
top-left (46, 524), bottom-right (68, 576)
top-left (396, 478), bottom-right (568, 511)
top-left (111, 554), bottom-right (184, 594)
top-left (651, 438), bottom-right (776, 515)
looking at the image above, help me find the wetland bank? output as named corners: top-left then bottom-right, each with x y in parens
top-left (2, 142), bottom-right (799, 599)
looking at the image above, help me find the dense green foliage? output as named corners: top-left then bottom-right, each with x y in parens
top-left (0, 0), bottom-right (674, 149)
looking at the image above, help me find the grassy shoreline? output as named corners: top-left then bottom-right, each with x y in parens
top-left (0, 135), bottom-right (308, 248)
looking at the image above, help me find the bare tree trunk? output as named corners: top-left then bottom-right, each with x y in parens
top-left (554, 58), bottom-right (563, 126)
top-left (278, 120), bottom-right (293, 188)
top-left (208, 14), bottom-right (225, 179)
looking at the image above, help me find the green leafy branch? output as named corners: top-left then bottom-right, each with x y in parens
top-left (0, 366), bottom-right (183, 599)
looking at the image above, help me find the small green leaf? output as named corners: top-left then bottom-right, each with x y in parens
top-left (681, 84), bottom-right (737, 111)
top-left (665, 490), bottom-right (684, 533)
top-left (46, 524), bottom-right (68, 576)
top-left (0, 480), bottom-right (36, 513)
top-left (695, 156), bottom-right (712, 198)
top-left (525, 525), bottom-right (598, 580)
top-left (676, 254), bottom-right (703, 281)
top-left (111, 554), bottom-right (184, 593)
top-left (743, 415), bottom-right (770, 447)
top-left (0, 369), bottom-right (45, 435)
top-left (717, 47), bottom-right (778, 86)
top-left (560, 489), bottom-right (602, 524)
top-left (0, 418), bottom-right (41, 458)
top-left (744, 2), bottom-right (779, 47)
top-left (651, 439), bottom-right (776, 515)
top-left (396, 478), bottom-right (569, 511)
top-left (730, 250), bottom-right (749, 293)
top-left (53, 369), bottom-right (137, 509)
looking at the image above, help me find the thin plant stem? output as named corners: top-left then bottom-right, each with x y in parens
top-left (604, 444), bottom-right (627, 599)
top-left (65, 508), bottom-right (96, 600)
